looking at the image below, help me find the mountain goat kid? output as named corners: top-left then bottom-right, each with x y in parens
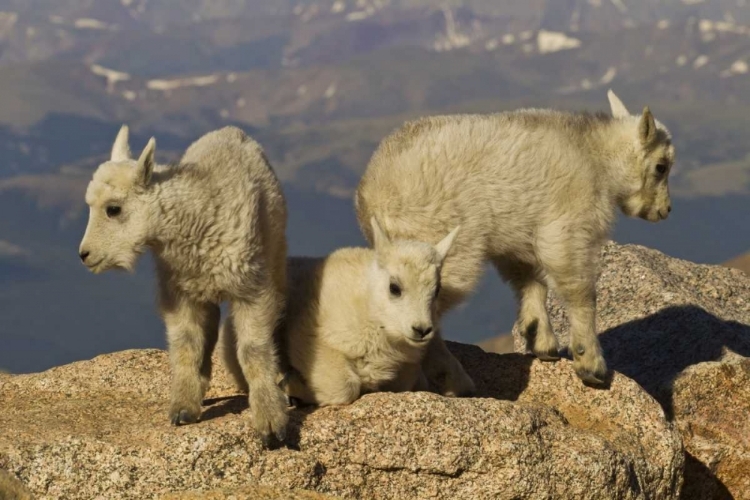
top-left (355, 90), bottom-right (675, 386)
top-left (223, 218), bottom-right (459, 406)
top-left (79, 126), bottom-right (289, 445)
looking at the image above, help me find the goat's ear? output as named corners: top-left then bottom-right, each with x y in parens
top-left (607, 89), bottom-right (630, 119)
top-left (638, 106), bottom-right (657, 145)
top-left (136, 137), bottom-right (156, 186)
top-left (111, 125), bottom-right (131, 161)
top-left (435, 225), bottom-right (460, 264)
top-left (370, 217), bottom-right (391, 251)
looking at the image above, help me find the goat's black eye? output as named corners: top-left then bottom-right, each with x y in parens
top-left (435, 282), bottom-right (441, 298)
top-left (389, 283), bottom-right (402, 298)
top-left (656, 164), bottom-right (667, 175)
top-left (106, 205), bottom-right (122, 218)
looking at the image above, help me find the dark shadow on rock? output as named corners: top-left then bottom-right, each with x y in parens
top-left (201, 395), bottom-right (248, 421)
top-left (446, 341), bottom-right (534, 401)
top-left (452, 310), bottom-right (748, 500)
top-left (597, 305), bottom-right (750, 418)
top-left (200, 394), bottom-right (314, 451)
top-left (596, 305), bottom-right (749, 500)
top-left (680, 452), bottom-right (735, 500)
top-left (283, 406), bottom-right (317, 451)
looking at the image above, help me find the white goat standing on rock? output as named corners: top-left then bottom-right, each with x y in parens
top-left (355, 90), bottom-right (676, 386)
top-left (79, 125), bottom-right (289, 446)
top-left (222, 218), bottom-right (459, 406)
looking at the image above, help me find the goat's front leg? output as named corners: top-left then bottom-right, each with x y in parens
top-left (422, 332), bottom-right (476, 397)
top-left (219, 316), bottom-right (249, 394)
top-left (557, 279), bottom-right (606, 385)
top-left (160, 289), bottom-right (219, 426)
top-left (382, 363), bottom-right (429, 393)
top-left (230, 289), bottom-right (289, 446)
top-left (494, 257), bottom-right (559, 361)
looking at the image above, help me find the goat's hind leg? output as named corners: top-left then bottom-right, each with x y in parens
top-left (279, 370), bottom-right (315, 407)
top-left (199, 305), bottom-right (221, 398)
top-left (231, 289), bottom-right (289, 446)
top-left (286, 348), bottom-right (361, 406)
top-left (495, 257), bottom-right (559, 361)
top-left (422, 334), bottom-right (476, 397)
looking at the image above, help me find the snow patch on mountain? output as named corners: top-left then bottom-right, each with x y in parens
top-left (537, 30), bottom-right (581, 54)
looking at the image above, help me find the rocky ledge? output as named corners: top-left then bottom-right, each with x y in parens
top-left (514, 241), bottom-right (750, 499)
top-left (1, 241), bottom-right (748, 499)
top-left (1, 354), bottom-right (683, 498)
top-left (0, 344), bottom-right (683, 499)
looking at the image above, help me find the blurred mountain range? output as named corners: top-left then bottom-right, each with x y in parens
top-left (1, 0), bottom-right (750, 372)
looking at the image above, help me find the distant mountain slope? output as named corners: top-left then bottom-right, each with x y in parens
top-left (3, 0), bottom-right (750, 373)
top-left (477, 333), bottom-right (514, 354)
top-left (724, 252), bottom-right (750, 275)
top-left (7, 1), bottom-right (750, 136)
top-left (3, 0), bottom-right (750, 66)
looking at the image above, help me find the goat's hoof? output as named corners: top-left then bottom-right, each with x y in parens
top-left (443, 377), bottom-right (476, 398)
top-left (534, 348), bottom-right (561, 362)
top-left (259, 432), bottom-right (273, 449)
top-left (275, 427), bottom-right (287, 443)
top-left (574, 366), bottom-right (608, 387)
top-left (259, 428), bottom-right (287, 450)
top-left (573, 349), bottom-right (607, 387)
top-left (170, 408), bottom-right (199, 426)
top-left (252, 398), bottom-right (290, 449)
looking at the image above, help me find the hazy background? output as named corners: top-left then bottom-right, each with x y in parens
top-left (1, 0), bottom-right (749, 373)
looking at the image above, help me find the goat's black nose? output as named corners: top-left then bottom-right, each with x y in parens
top-left (79, 251), bottom-right (90, 263)
top-left (667, 205), bottom-right (672, 213)
top-left (412, 326), bottom-right (433, 338)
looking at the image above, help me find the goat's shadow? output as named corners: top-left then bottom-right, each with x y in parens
top-left (445, 341), bottom-right (534, 401)
top-left (597, 305), bottom-right (750, 416)
top-left (597, 305), bottom-right (749, 499)
top-left (200, 395), bottom-right (248, 420)
top-left (199, 395), bottom-right (314, 450)
top-left (450, 304), bottom-right (748, 499)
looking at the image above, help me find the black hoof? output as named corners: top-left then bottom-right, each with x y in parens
top-left (275, 427), bottom-right (287, 443)
top-left (259, 427), bottom-right (288, 449)
top-left (576, 368), bottom-right (608, 387)
top-left (260, 432), bottom-right (280, 450)
top-left (535, 349), bottom-right (561, 362)
top-left (454, 383), bottom-right (477, 398)
top-left (260, 432), bottom-right (273, 448)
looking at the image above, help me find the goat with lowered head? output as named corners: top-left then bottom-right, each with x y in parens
top-left (223, 218), bottom-right (460, 406)
top-left (356, 90), bottom-right (676, 387)
top-left (79, 125), bottom-right (289, 446)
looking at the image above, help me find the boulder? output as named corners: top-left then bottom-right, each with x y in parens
top-left (672, 352), bottom-right (750, 499)
top-left (513, 242), bottom-right (750, 499)
top-left (0, 343), bottom-right (682, 499)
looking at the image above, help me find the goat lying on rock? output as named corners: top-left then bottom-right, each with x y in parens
top-left (223, 218), bottom-right (460, 406)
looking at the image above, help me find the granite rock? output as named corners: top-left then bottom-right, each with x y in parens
top-left (0, 343), bottom-right (682, 499)
top-left (512, 241), bottom-right (750, 499)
